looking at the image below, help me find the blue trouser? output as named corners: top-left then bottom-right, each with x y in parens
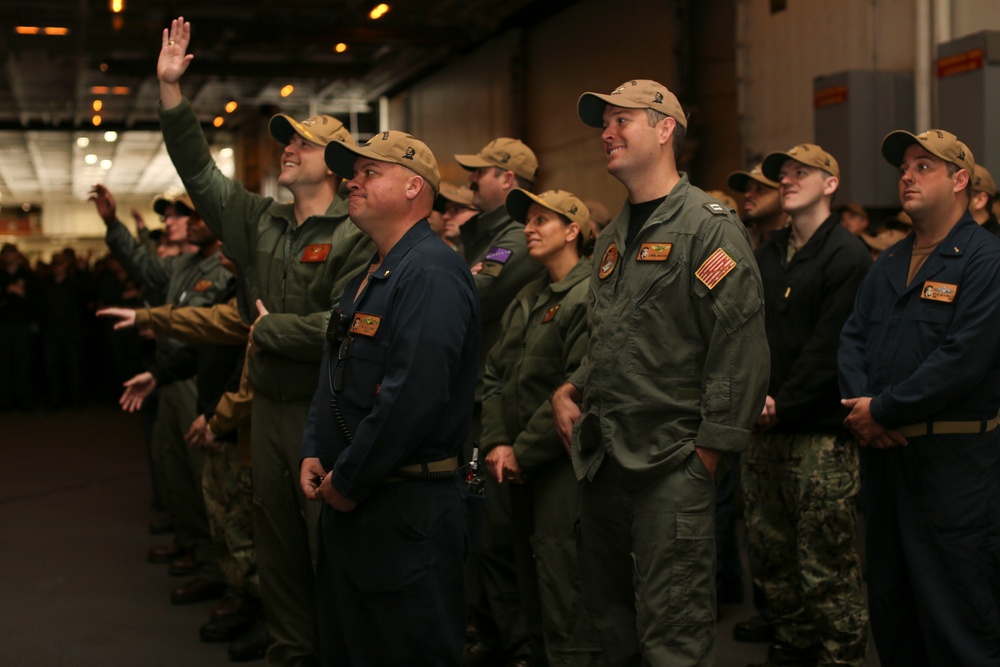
top-left (863, 431), bottom-right (1000, 666)
top-left (316, 475), bottom-right (468, 666)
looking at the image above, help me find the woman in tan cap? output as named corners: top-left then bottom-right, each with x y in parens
top-left (479, 188), bottom-right (602, 665)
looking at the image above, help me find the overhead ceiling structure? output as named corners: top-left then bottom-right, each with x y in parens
top-left (0, 0), bottom-right (559, 209)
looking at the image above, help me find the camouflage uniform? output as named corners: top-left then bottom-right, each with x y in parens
top-left (746, 211), bottom-right (871, 666)
top-left (742, 432), bottom-right (867, 665)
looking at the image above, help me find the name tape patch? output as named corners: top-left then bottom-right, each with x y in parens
top-left (301, 244), bottom-right (332, 263)
top-left (351, 313), bottom-right (382, 337)
top-left (921, 281), bottom-right (957, 303)
top-left (636, 243), bottom-right (672, 262)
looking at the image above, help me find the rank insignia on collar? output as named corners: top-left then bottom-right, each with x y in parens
top-left (301, 244), bottom-right (332, 263)
top-left (351, 313), bottom-right (382, 337)
top-left (695, 248), bottom-right (737, 289)
top-left (598, 243), bottom-right (619, 280)
top-left (542, 304), bottom-right (560, 323)
top-left (192, 279), bottom-right (214, 292)
top-left (921, 281), bottom-right (957, 303)
top-left (636, 243), bottom-right (672, 262)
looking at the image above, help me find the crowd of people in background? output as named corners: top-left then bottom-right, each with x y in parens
top-left (3, 16), bottom-right (1000, 667)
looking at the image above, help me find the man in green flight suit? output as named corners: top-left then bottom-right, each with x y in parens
top-left (156, 17), bottom-right (374, 666)
top-left (552, 79), bottom-right (770, 666)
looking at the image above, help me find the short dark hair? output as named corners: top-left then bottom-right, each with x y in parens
top-left (491, 166), bottom-right (534, 192)
top-left (645, 108), bottom-right (685, 162)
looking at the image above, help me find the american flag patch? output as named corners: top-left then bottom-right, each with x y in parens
top-left (695, 248), bottom-right (737, 289)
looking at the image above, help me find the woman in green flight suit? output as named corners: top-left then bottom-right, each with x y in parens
top-left (481, 188), bottom-right (604, 666)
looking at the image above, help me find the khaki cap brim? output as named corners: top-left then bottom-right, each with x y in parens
top-left (270, 115), bottom-right (323, 146)
top-left (727, 169), bottom-right (778, 193)
top-left (881, 129), bottom-right (975, 176)
top-left (505, 188), bottom-right (589, 226)
top-left (324, 133), bottom-right (440, 194)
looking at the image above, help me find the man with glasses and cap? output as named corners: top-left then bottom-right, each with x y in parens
top-left (551, 79), bottom-right (769, 665)
top-left (840, 129), bottom-right (1000, 666)
top-left (300, 131), bottom-right (480, 666)
top-left (157, 17), bottom-right (374, 665)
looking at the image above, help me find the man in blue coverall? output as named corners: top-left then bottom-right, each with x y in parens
top-left (839, 129), bottom-right (1000, 666)
top-left (299, 131), bottom-right (481, 666)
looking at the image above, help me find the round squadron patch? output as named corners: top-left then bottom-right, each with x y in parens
top-left (599, 243), bottom-right (619, 280)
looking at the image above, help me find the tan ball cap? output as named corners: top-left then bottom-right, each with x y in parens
top-left (269, 114), bottom-right (354, 147)
top-left (153, 192), bottom-right (196, 217)
top-left (881, 129), bottom-right (975, 177)
top-left (325, 130), bottom-right (440, 194)
top-left (578, 79), bottom-right (687, 129)
top-left (727, 162), bottom-right (779, 192)
top-left (436, 182), bottom-right (477, 209)
top-left (973, 165), bottom-right (997, 196)
top-left (454, 138), bottom-right (538, 183)
top-left (762, 144), bottom-right (840, 181)
top-left (506, 188), bottom-right (590, 227)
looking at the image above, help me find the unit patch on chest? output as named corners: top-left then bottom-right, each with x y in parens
top-left (351, 313), bottom-right (382, 337)
top-left (192, 279), bottom-right (214, 292)
top-left (301, 244), bottom-right (331, 263)
top-left (636, 243), bottom-right (672, 262)
top-left (541, 304), bottom-right (560, 323)
top-left (598, 243), bottom-right (619, 280)
top-left (695, 248), bottom-right (737, 290)
top-left (921, 281), bottom-right (957, 303)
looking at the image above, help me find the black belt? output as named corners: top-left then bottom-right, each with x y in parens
top-left (896, 415), bottom-right (1000, 438)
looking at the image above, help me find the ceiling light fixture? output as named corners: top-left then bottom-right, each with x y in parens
top-left (112, 86), bottom-right (131, 95)
top-left (335, 43), bottom-right (348, 53)
top-left (15, 27), bottom-right (41, 35)
top-left (77, 137), bottom-right (90, 148)
top-left (99, 63), bottom-right (109, 72)
top-left (104, 131), bottom-right (118, 142)
top-left (100, 159), bottom-right (113, 170)
top-left (369, 4), bottom-right (390, 19)
top-left (85, 154), bottom-right (98, 165)
top-left (213, 116), bottom-right (225, 128)
top-left (93, 100), bottom-right (103, 111)
top-left (109, 0), bottom-right (125, 13)
top-left (280, 85), bottom-right (294, 98)
top-left (91, 86), bottom-right (110, 94)
top-left (225, 101), bottom-right (238, 113)
top-left (92, 115), bottom-right (102, 126)
top-left (43, 27), bottom-right (70, 36)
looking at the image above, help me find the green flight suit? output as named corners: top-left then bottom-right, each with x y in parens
top-left (159, 98), bottom-right (374, 667)
top-left (481, 258), bottom-right (604, 666)
top-left (569, 175), bottom-right (769, 666)
top-left (462, 205), bottom-right (543, 659)
top-left (106, 222), bottom-right (230, 585)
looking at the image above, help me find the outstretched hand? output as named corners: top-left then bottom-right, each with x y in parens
top-left (88, 184), bottom-right (117, 225)
top-left (95, 307), bottom-right (137, 330)
top-left (158, 17), bottom-right (194, 85)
